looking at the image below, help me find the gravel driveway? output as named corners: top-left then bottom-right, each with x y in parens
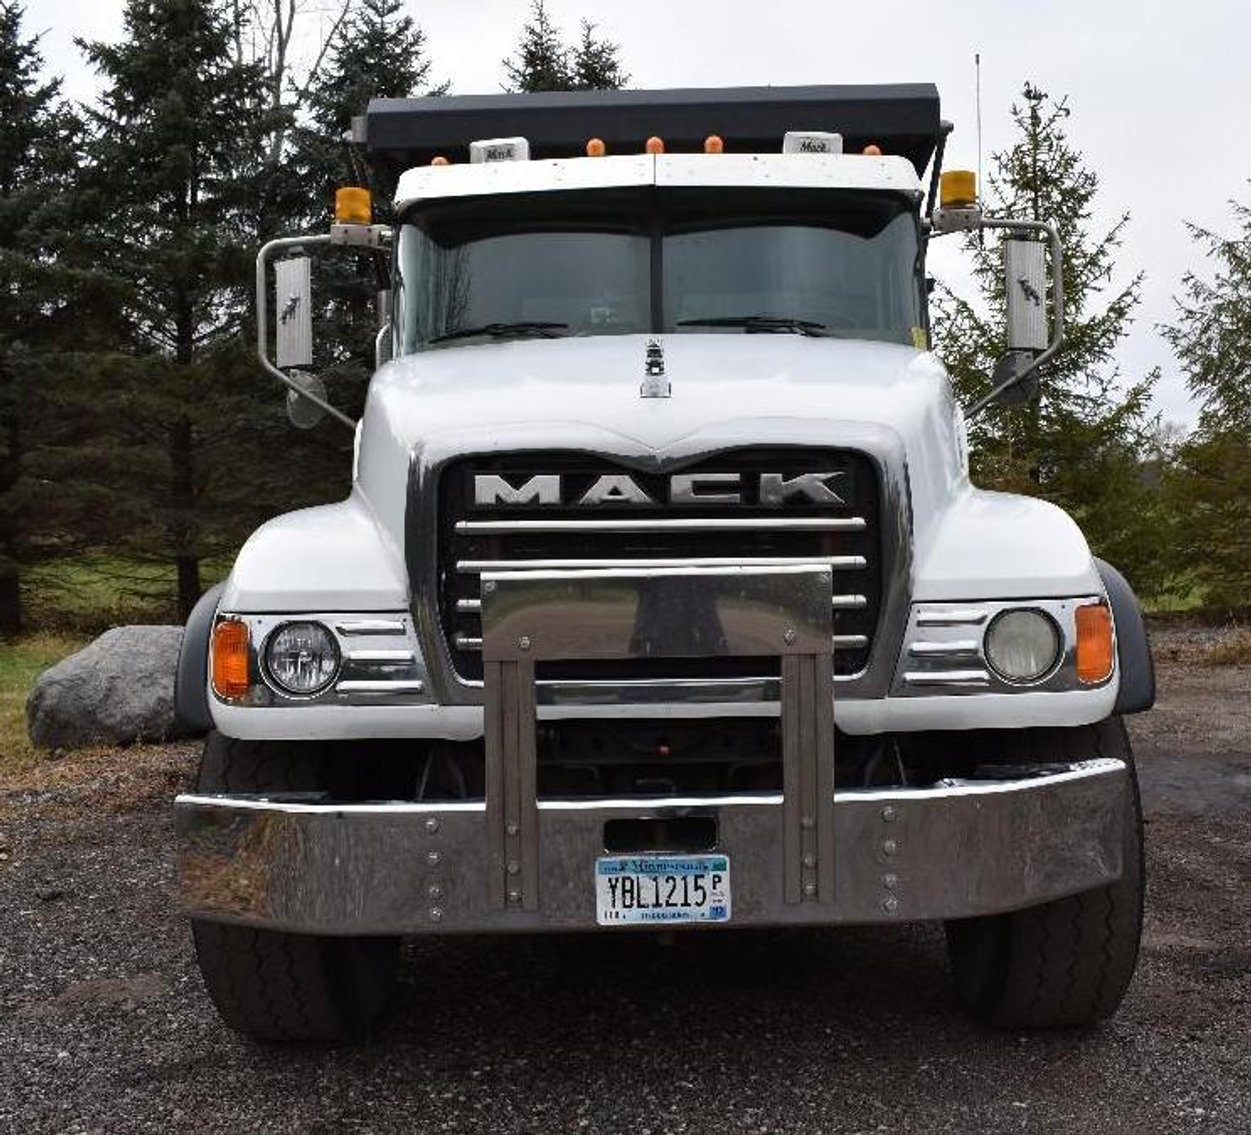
top-left (2, 645), bottom-right (1249, 1134)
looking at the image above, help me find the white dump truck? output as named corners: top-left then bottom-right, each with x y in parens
top-left (173, 85), bottom-right (1154, 1041)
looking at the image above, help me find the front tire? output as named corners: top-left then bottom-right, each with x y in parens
top-left (190, 732), bottom-right (401, 1042)
top-left (944, 718), bottom-right (1144, 1028)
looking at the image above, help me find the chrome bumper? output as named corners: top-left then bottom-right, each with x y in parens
top-left (175, 757), bottom-right (1127, 934)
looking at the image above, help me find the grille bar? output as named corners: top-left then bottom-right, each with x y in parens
top-left (455, 633), bottom-right (870, 654)
top-left (457, 592), bottom-right (870, 614)
top-left (457, 555), bottom-right (867, 573)
top-left (455, 517), bottom-right (867, 535)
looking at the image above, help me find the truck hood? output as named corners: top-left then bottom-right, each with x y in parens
top-left (355, 333), bottom-right (966, 560)
top-left (364, 334), bottom-right (954, 453)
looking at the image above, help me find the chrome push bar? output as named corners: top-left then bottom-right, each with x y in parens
top-left (479, 565), bottom-right (837, 912)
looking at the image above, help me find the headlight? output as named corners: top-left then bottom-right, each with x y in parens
top-left (264, 621), bottom-right (340, 696)
top-left (984, 609), bottom-right (1061, 684)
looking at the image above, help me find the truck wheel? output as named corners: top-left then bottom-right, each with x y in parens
top-left (944, 718), bottom-right (1144, 1028)
top-left (190, 732), bottom-right (400, 1042)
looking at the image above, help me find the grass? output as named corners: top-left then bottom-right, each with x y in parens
top-left (23, 554), bottom-right (230, 634)
top-left (0, 634), bottom-right (86, 776)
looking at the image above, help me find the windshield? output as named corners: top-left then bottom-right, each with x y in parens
top-left (393, 187), bottom-right (922, 353)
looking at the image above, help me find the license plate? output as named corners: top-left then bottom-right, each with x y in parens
top-left (595, 855), bottom-right (731, 926)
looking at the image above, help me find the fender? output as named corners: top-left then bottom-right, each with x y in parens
top-left (1095, 558), bottom-right (1155, 714)
top-left (174, 582), bottom-right (224, 734)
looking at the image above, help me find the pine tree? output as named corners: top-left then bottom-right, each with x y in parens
top-left (1160, 195), bottom-right (1251, 605)
top-left (503, 1), bottom-right (570, 92)
top-left (570, 19), bottom-right (628, 91)
top-left (76, 0), bottom-right (276, 620)
top-left (0, 2), bottom-right (82, 633)
top-left (932, 84), bottom-right (1168, 596)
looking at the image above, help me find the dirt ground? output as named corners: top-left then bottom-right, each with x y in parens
top-left (0, 632), bottom-right (1248, 1134)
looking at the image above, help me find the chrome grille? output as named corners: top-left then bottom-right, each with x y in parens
top-left (435, 449), bottom-right (883, 682)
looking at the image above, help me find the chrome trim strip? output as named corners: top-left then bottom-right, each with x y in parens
top-left (908, 639), bottom-right (981, 657)
top-left (916, 609), bottom-right (989, 627)
top-left (336, 619), bottom-right (407, 636)
top-left (460, 639), bottom-right (869, 658)
top-left (458, 555), bottom-right (867, 572)
top-left (346, 649), bottom-right (416, 664)
top-left (903, 669), bottom-right (991, 687)
top-left (469, 592), bottom-right (865, 618)
top-left (454, 517), bottom-right (867, 535)
top-left (335, 679), bottom-right (427, 695)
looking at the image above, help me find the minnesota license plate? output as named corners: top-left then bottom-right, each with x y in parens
top-left (595, 855), bottom-right (731, 926)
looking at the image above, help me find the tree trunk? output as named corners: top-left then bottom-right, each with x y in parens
top-left (0, 367), bottom-right (24, 635)
top-left (169, 412), bottom-right (201, 622)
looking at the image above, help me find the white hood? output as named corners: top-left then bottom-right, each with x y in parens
top-left (356, 334), bottom-right (967, 548)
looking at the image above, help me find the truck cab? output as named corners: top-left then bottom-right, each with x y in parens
top-left (175, 85), bottom-right (1152, 1041)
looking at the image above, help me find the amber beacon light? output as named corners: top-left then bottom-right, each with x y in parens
top-left (939, 169), bottom-right (977, 209)
top-left (334, 186), bottom-right (372, 225)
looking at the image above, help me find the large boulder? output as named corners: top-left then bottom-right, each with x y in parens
top-left (26, 626), bottom-right (188, 750)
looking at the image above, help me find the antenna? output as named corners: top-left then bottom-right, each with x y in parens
top-left (975, 52), bottom-right (984, 245)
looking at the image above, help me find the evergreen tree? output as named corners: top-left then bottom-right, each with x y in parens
top-left (571, 19), bottom-right (628, 91)
top-left (0, 2), bottom-right (82, 633)
top-left (1160, 195), bottom-right (1251, 605)
top-left (76, 0), bottom-right (276, 620)
top-left (932, 85), bottom-right (1168, 596)
top-left (503, 3), bottom-right (627, 92)
top-left (503, 1), bottom-right (570, 92)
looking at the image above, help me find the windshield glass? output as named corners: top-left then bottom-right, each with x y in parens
top-left (393, 187), bottom-right (922, 353)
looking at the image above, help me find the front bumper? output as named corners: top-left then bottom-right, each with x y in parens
top-left (175, 756), bottom-right (1127, 934)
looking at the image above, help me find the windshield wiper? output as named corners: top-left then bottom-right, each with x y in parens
top-left (676, 315), bottom-right (829, 337)
top-left (429, 321), bottom-right (569, 344)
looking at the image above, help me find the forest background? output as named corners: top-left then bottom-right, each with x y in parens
top-left (2, 0), bottom-right (1248, 651)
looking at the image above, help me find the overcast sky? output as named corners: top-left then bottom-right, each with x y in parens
top-left (21, 0), bottom-right (1251, 424)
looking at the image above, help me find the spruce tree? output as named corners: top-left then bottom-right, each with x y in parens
top-left (0, 2), bottom-right (81, 633)
top-left (503, 1), bottom-right (570, 92)
top-left (1160, 196), bottom-right (1251, 605)
top-left (503, 3), bottom-right (628, 93)
top-left (932, 85), bottom-right (1168, 596)
top-left (76, 0), bottom-right (275, 620)
top-left (570, 19), bottom-right (628, 90)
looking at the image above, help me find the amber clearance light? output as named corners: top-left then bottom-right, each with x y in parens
top-left (1075, 603), bottom-right (1115, 684)
top-left (211, 618), bottom-right (251, 700)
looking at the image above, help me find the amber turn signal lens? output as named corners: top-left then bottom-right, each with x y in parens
top-left (1075, 603), bottom-right (1115, 684)
top-left (212, 619), bottom-right (251, 700)
top-left (334, 186), bottom-right (372, 225)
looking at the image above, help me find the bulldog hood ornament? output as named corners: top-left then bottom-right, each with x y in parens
top-left (640, 338), bottom-right (671, 399)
